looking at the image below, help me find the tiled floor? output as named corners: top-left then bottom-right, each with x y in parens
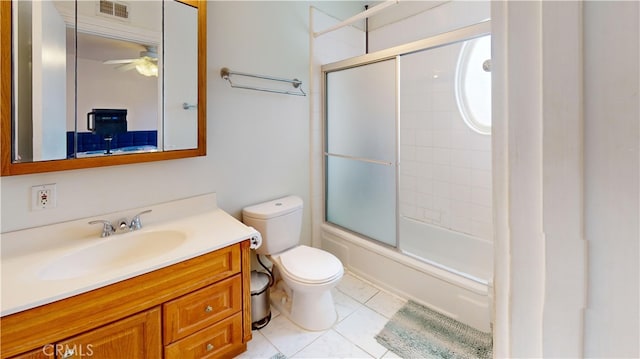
top-left (237, 272), bottom-right (407, 359)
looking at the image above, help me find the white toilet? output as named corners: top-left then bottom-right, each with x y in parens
top-left (242, 195), bottom-right (344, 331)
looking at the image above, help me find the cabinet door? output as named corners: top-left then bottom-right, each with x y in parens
top-left (7, 347), bottom-right (53, 359)
top-left (56, 307), bottom-right (161, 359)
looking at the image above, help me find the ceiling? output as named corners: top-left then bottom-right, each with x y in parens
top-left (67, 29), bottom-right (148, 62)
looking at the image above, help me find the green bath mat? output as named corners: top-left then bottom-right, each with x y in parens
top-left (375, 301), bottom-right (492, 359)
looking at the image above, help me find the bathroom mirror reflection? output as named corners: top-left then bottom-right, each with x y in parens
top-left (74, 32), bottom-right (161, 159)
top-left (2, 0), bottom-right (205, 175)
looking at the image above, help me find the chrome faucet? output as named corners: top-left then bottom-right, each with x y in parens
top-left (129, 209), bottom-right (152, 231)
top-left (89, 209), bottom-right (152, 237)
top-left (88, 219), bottom-right (116, 237)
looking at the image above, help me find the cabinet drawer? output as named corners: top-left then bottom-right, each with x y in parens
top-left (164, 313), bottom-right (244, 359)
top-left (163, 275), bottom-right (242, 344)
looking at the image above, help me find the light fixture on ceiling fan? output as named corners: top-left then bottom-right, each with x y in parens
top-left (103, 46), bottom-right (158, 77)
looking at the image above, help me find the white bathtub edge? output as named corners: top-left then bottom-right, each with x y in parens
top-left (321, 223), bottom-right (492, 332)
top-left (322, 223), bottom-right (488, 295)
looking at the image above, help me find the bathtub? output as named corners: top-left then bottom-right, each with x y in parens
top-left (399, 216), bottom-right (493, 285)
top-left (321, 218), bottom-right (493, 333)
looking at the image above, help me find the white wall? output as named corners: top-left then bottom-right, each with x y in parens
top-left (208, 1), bottom-right (311, 243)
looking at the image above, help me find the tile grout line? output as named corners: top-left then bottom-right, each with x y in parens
top-left (251, 270), bottom-right (408, 359)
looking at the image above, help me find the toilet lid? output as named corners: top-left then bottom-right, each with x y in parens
top-left (279, 245), bottom-right (343, 284)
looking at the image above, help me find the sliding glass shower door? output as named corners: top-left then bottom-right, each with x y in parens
top-left (324, 22), bottom-right (492, 260)
top-left (324, 59), bottom-right (398, 247)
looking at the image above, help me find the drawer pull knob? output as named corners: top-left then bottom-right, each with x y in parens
top-left (62, 348), bottom-right (75, 358)
top-left (205, 305), bottom-right (213, 313)
top-left (206, 343), bottom-right (214, 351)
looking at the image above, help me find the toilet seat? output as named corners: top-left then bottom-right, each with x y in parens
top-left (278, 245), bottom-right (343, 285)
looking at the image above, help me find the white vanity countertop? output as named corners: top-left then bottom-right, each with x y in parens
top-left (0, 193), bottom-right (258, 317)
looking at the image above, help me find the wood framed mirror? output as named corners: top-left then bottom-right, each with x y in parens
top-left (0, 0), bottom-right (206, 176)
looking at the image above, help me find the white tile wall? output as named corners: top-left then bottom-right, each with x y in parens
top-left (399, 44), bottom-right (493, 241)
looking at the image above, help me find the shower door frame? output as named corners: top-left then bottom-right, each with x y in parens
top-left (321, 20), bottom-right (491, 249)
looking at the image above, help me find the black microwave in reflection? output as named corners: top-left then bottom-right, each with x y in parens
top-left (87, 109), bottom-right (127, 154)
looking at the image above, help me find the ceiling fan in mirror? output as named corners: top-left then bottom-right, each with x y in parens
top-left (103, 46), bottom-right (158, 77)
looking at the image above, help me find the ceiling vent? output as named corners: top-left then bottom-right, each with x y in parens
top-left (98, 0), bottom-right (129, 20)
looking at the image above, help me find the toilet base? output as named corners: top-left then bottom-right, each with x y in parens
top-left (270, 280), bottom-right (338, 331)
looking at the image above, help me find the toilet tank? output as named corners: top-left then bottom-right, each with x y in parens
top-left (242, 196), bottom-right (303, 255)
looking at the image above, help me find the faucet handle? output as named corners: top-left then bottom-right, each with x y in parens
top-left (130, 209), bottom-right (152, 231)
top-left (89, 220), bottom-right (115, 237)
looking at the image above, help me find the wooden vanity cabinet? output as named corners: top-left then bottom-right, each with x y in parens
top-left (1, 241), bottom-right (253, 359)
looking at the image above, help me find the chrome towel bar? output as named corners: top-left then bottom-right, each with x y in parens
top-left (220, 67), bottom-right (306, 96)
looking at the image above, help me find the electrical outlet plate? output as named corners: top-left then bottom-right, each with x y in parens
top-left (32, 184), bottom-right (57, 210)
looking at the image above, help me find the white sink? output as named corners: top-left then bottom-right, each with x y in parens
top-left (38, 230), bottom-right (187, 281)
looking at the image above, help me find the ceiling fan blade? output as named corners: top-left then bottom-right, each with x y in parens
top-left (115, 62), bottom-right (139, 72)
top-left (103, 58), bottom-right (138, 65)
